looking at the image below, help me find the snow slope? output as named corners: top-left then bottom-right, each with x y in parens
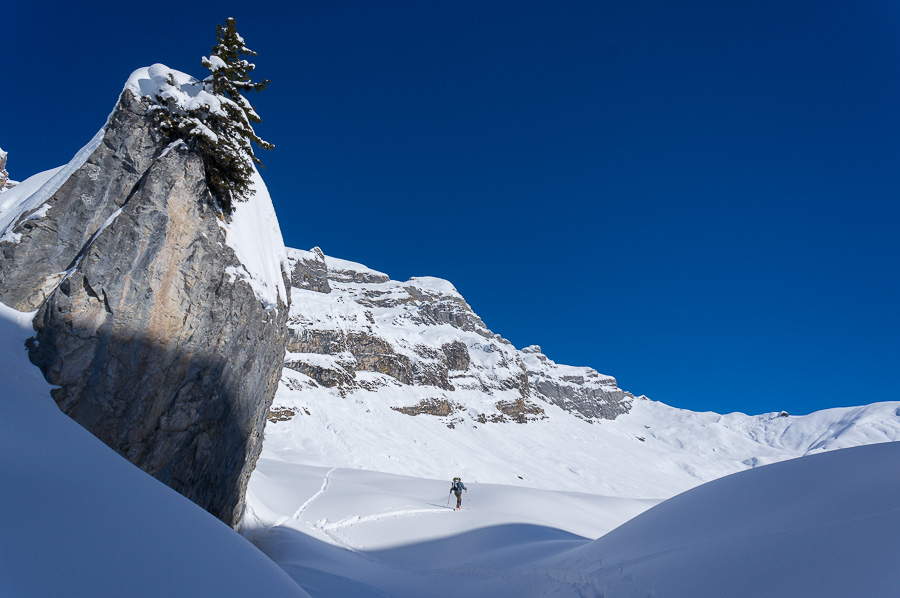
top-left (221, 166), bottom-right (290, 310)
top-left (546, 441), bottom-right (900, 597)
top-left (243, 461), bottom-right (656, 597)
top-left (265, 370), bottom-right (900, 500)
top-left (0, 303), bottom-right (307, 598)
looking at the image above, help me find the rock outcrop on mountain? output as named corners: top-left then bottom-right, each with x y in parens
top-left (277, 248), bottom-right (631, 427)
top-left (0, 147), bottom-right (16, 192)
top-left (290, 246), bottom-right (331, 293)
top-left (522, 345), bottom-right (632, 420)
top-left (0, 67), bottom-right (290, 527)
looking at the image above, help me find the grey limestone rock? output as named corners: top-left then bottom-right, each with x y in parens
top-left (441, 340), bottom-right (470, 372)
top-left (8, 90), bottom-right (289, 527)
top-left (286, 327), bottom-right (467, 392)
top-left (289, 246), bottom-right (331, 293)
top-left (392, 398), bottom-right (463, 417)
top-left (327, 263), bottom-right (389, 284)
top-left (280, 250), bottom-right (633, 426)
top-left (0, 90), bottom-right (164, 311)
top-left (284, 352), bottom-right (357, 389)
top-left (286, 361), bottom-right (355, 389)
top-left (413, 359), bottom-right (454, 391)
top-left (522, 346), bottom-right (632, 420)
top-left (286, 327), bottom-right (415, 385)
top-left (403, 285), bottom-right (500, 341)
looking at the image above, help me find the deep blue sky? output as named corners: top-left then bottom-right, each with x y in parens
top-left (4, 1), bottom-right (898, 415)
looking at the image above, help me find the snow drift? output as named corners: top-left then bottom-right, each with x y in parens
top-left (0, 304), bottom-right (307, 597)
top-left (548, 441), bottom-right (900, 597)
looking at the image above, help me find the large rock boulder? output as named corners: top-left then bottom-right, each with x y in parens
top-left (1, 74), bottom-right (290, 527)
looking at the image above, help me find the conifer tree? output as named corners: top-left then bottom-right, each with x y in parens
top-left (151, 17), bottom-right (272, 217)
top-left (199, 17), bottom-right (273, 215)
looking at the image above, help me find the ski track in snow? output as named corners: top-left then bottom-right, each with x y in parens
top-left (277, 466), bottom-right (458, 554)
top-left (321, 507), bottom-right (451, 532)
top-left (292, 467), bottom-right (336, 521)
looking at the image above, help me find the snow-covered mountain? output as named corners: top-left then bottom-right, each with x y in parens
top-left (261, 247), bottom-right (900, 501)
top-left (245, 248), bottom-right (900, 595)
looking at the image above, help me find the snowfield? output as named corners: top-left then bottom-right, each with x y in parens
top-left (240, 443), bottom-right (900, 597)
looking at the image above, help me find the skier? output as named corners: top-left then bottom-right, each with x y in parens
top-left (450, 477), bottom-right (467, 510)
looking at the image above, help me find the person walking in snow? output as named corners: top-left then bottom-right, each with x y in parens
top-left (450, 477), bottom-right (467, 510)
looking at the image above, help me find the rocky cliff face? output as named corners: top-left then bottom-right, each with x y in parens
top-left (275, 248), bottom-right (631, 427)
top-left (521, 345), bottom-right (632, 420)
top-left (0, 70), bottom-right (290, 527)
top-left (290, 246), bottom-right (331, 293)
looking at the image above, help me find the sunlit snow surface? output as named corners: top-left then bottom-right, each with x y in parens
top-left (247, 380), bottom-right (900, 596)
top-left (220, 167), bottom-right (290, 310)
top-left (548, 441), bottom-right (900, 598)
